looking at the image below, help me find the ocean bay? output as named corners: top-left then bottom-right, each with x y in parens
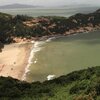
top-left (26, 31), bottom-right (100, 82)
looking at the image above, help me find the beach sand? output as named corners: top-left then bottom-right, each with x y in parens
top-left (0, 43), bottom-right (32, 80)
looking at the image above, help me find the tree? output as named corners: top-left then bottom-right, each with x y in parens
top-left (0, 42), bottom-right (4, 52)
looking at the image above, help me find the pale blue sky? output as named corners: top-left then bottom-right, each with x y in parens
top-left (0, 0), bottom-right (100, 6)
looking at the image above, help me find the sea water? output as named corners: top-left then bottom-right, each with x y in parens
top-left (26, 31), bottom-right (100, 82)
top-left (0, 6), bottom-right (99, 17)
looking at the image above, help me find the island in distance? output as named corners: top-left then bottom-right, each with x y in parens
top-left (0, 3), bottom-right (42, 9)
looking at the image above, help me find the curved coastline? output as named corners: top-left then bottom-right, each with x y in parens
top-left (21, 28), bottom-right (100, 82)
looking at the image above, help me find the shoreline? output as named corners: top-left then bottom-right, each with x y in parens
top-left (22, 40), bottom-right (47, 82)
top-left (37, 26), bottom-right (100, 41)
top-left (0, 28), bottom-right (100, 82)
top-left (21, 42), bottom-right (34, 81)
top-left (12, 24), bottom-right (100, 43)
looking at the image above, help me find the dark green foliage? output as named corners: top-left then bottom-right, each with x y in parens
top-left (70, 80), bottom-right (89, 94)
top-left (0, 66), bottom-right (100, 99)
top-left (0, 42), bottom-right (4, 52)
top-left (0, 77), bottom-right (53, 99)
top-left (13, 15), bottom-right (32, 22)
top-left (0, 12), bottom-right (13, 43)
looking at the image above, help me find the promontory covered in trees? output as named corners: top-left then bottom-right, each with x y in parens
top-left (0, 9), bottom-right (100, 45)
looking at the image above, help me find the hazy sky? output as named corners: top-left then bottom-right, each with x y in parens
top-left (0, 0), bottom-right (100, 6)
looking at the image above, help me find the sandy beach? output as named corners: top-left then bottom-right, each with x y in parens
top-left (0, 42), bottom-right (32, 80)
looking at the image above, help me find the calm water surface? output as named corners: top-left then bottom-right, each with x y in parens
top-left (0, 6), bottom-right (99, 17)
top-left (26, 31), bottom-right (100, 82)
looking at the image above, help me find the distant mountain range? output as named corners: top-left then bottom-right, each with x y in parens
top-left (60, 4), bottom-right (100, 8)
top-left (0, 3), bottom-right (99, 9)
top-left (0, 4), bottom-right (41, 9)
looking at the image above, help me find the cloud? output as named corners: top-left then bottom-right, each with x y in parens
top-left (0, 0), bottom-right (100, 6)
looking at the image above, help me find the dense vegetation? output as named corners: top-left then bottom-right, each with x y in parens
top-left (0, 66), bottom-right (100, 100)
top-left (0, 9), bottom-right (100, 44)
top-left (0, 12), bottom-right (32, 43)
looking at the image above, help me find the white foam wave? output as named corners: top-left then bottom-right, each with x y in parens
top-left (22, 37), bottom-right (55, 81)
top-left (46, 37), bottom-right (56, 42)
top-left (22, 41), bottom-right (46, 81)
top-left (47, 75), bottom-right (56, 80)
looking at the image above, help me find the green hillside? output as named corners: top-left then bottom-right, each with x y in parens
top-left (0, 66), bottom-right (100, 100)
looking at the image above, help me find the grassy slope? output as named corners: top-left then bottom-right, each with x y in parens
top-left (0, 66), bottom-right (100, 100)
